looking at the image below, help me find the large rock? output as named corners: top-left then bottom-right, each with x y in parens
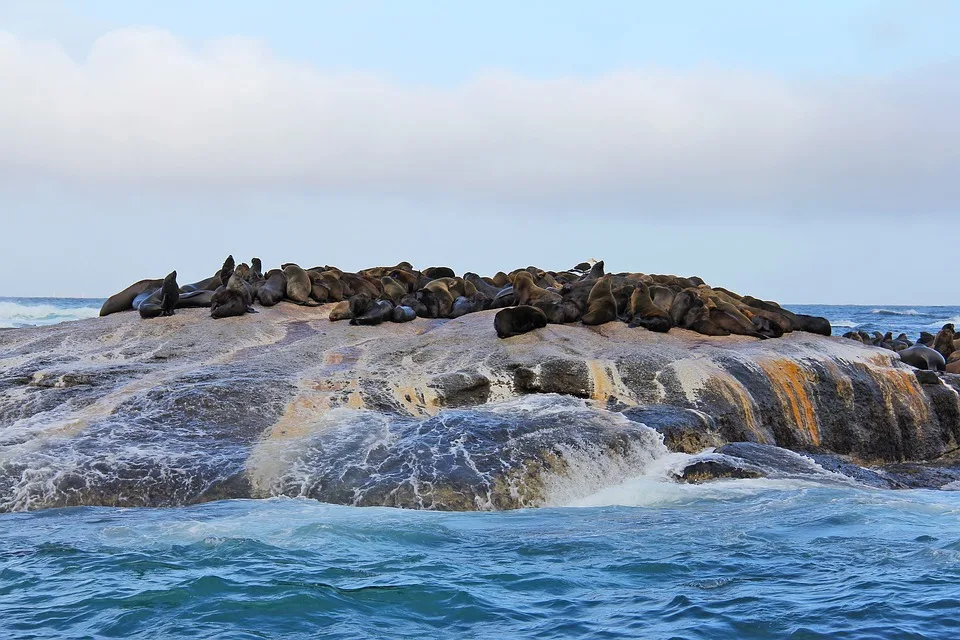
top-left (1, 305), bottom-right (959, 511)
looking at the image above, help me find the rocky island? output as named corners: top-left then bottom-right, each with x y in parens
top-left (2, 290), bottom-right (959, 511)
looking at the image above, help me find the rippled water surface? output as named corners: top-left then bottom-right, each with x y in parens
top-left (3, 486), bottom-right (960, 639)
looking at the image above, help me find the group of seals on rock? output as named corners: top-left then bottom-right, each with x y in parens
top-left (841, 323), bottom-right (958, 373)
top-left (99, 256), bottom-right (832, 342)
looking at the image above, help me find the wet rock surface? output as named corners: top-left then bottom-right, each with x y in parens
top-left (2, 305), bottom-right (960, 511)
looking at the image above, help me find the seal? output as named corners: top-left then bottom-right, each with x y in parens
top-left (464, 273), bottom-right (503, 299)
top-left (898, 344), bottom-right (946, 371)
top-left (582, 260), bottom-right (605, 281)
top-left (933, 323), bottom-right (956, 359)
top-left (218, 255), bottom-right (236, 288)
top-left (513, 272), bottom-right (562, 308)
top-left (417, 280), bottom-right (455, 318)
top-left (210, 288), bottom-right (248, 319)
top-left (380, 276), bottom-right (407, 304)
top-left (99, 278), bottom-right (163, 316)
top-left (391, 305), bottom-right (417, 323)
top-left (328, 300), bottom-right (352, 322)
top-left (282, 264), bottom-right (312, 304)
top-left (257, 269), bottom-right (287, 306)
top-left (423, 266), bottom-right (456, 279)
top-left (626, 283), bottom-right (673, 332)
top-left (249, 258), bottom-right (263, 281)
top-left (450, 293), bottom-right (489, 318)
top-left (136, 271), bottom-right (179, 319)
top-left (580, 276), bottom-right (618, 326)
top-left (494, 305), bottom-right (548, 338)
top-left (351, 299), bottom-right (394, 326)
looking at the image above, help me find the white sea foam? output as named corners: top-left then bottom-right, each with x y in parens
top-left (0, 300), bottom-right (100, 328)
top-left (831, 320), bottom-right (858, 328)
top-left (927, 315), bottom-right (960, 328)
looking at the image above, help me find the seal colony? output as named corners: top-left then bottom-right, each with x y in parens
top-left (101, 256), bottom-right (833, 342)
top-left (841, 323), bottom-right (960, 373)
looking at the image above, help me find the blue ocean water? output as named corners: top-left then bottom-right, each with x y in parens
top-left (2, 298), bottom-right (960, 639)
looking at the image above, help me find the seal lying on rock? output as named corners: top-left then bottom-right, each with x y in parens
top-left (495, 305), bottom-right (548, 338)
top-left (899, 344), bottom-right (946, 372)
top-left (99, 278), bottom-right (163, 316)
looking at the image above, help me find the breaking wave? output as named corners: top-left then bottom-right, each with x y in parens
top-left (0, 298), bottom-right (102, 328)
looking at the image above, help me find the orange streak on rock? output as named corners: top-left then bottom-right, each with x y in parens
top-left (759, 359), bottom-right (820, 447)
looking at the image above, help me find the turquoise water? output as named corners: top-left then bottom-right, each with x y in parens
top-left (3, 486), bottom-right (960, 639)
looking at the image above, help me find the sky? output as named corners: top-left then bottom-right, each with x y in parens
top-left (1, 1), bottom-right (958, 303)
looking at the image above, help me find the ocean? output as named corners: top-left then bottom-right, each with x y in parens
top-left (1, 298), bottom-right (959, 639)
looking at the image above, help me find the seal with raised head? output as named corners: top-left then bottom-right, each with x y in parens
top-left (580, 276), bottom-right (617, 326)
top-left (933, 323), bottom-right (956, 359)
top-left (494, 305), bottom-right (548, 338)
top-left (218, 255), bottom-right (236, 288)
top-left (626, 283), bottom-right (673, 333)
top-left (513, 271), bottom-right (562, 308)
top-left (135, 271), bottom-right (180, 319)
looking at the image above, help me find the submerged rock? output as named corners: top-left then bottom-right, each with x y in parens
top-left (1, 306), bottom-right (959, 510)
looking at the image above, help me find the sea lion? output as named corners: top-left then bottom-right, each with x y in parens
top-left (219, 255), bottom-right (235, 287)
top-left (450, 294), bottom-right (488, 318)
top-left (351, 300), bottom-right (394, 326)
top-left (947, 360), bottom-right (960, 374)
top-left (491, 272), bottom-right (511, 288)
top-left (423, 267), bottom-right (456, 279)
top-left (380, 276), bottom-right (407, 304)
top-left (99, 278), bottom-right (163, 316)
top-left (391, 305), bottom-right (417, 323)
top-left (899, 344), bottom-right (946, 371)
top-left (918, 332), bottom-right (936, 346)
top-left (581, 276), bottom-right (618, 326)
top-left (248, 258), bottom-right (263, 281)
top-left (494, 305), bottom-right (548, 338)
top-left (626, 283), bottom-right (673, 333)
top-left (388, 269), bottom-right (419, 293)
top-left (398, 294), bottom-right (429, 318)
top-left (581, 260), bottom-right (605, 281)
top-left (282, 264), bottom-right (312, 304)
top-left (210, 288), bottom-right (248, 319)
top-left (257, 270), bottom-right (287, 306)
top-left (417, 280), bottom-right (455, 318)
top-left (681, 296), bottom-right (730, 336)
top-left (179, 275), bottom-right (221, 294)
top-left (328, 300), bottom-right (352, 322)
top-left (513, 272), bottom-right (562, 308)
top-left (464, 273), bottom-right (503, 299)
top-left (174, 289), bottom-right (215, 308)
top-left (226, 271), bottom-right (255, 310)
top-left (933, 324), bottom-right (956, 359)
top-left (136, 271), bottom-right (179, 319)
top-left (307, 271), bottom-right (331, 303)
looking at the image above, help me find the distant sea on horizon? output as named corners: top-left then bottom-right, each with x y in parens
top-left (2, 297), bottom-right (959, 639)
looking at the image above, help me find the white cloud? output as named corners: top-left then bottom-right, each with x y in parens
top-left (0, 27), bottom-right (957, 215)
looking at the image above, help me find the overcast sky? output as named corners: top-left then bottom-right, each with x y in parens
top-left (1, 1), bottom-right (958, 303)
